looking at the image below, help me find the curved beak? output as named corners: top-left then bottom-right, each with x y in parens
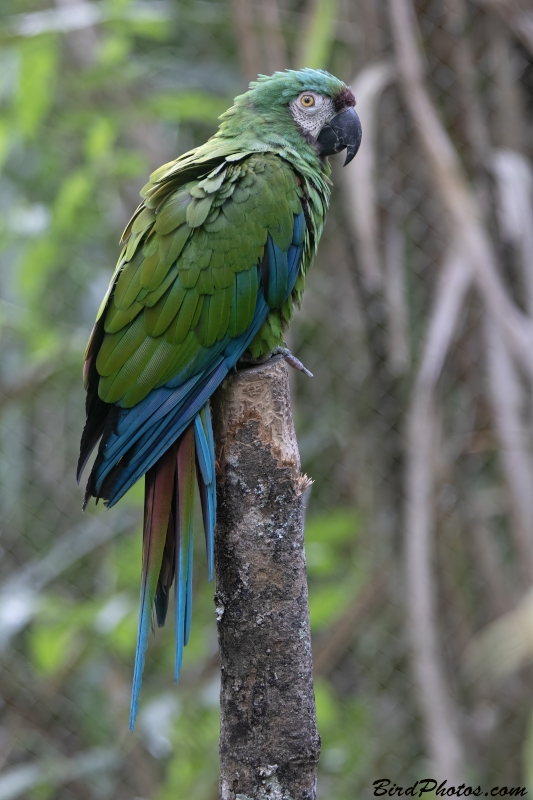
top-left (316, 106), bottom-right (362, 166)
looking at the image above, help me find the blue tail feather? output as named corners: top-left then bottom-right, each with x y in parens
top-left (194, 414), bottom-right (212, 485)
top-left (129, 586), bottom-right (152, 730)
top-left (194, 406), bottom-right (216, 580)
top-left (184, 527), bottom-right (194, 647)
top-left (174, 427), bottom-right (195, 682)
top-left (175, 519), bottom-right (186, 682)
top-left (202, 405), bottom-right (216, 581)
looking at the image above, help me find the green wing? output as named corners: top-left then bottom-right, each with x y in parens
top-left (89, 153), bottom-right (305, 409)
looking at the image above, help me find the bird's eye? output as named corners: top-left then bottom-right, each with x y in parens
top-left (300, 94), bottom-right (315, 108)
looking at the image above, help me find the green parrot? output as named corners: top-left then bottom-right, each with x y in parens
top-left (78, 68), bottom-right (361, 729)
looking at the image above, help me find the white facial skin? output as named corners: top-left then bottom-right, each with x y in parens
top-left (289, 91), bottom-right (336, 139)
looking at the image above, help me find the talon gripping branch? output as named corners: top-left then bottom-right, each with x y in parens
top-left (77, 68), bottom-right (362, 729)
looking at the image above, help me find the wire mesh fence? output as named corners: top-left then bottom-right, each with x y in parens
top-left (1, 0), bottom-right (533, 797)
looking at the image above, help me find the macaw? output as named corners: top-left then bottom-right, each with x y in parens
top-left (78, 68), bottom-right (361, 729)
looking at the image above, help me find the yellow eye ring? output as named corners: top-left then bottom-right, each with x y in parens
top-left (300, 94), bottom-right (315, 108)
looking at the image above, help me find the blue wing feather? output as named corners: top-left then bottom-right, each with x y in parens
top-left (292, 210), bottom-right (306, 246)
top-left (194, 414), bottom-right (211, 484)
top-left (194, 407), bottom-right (216, 579)
top-left (286, 243), bottom-right (303, 299)
top-left (265, 236), bottom-right (289, 308)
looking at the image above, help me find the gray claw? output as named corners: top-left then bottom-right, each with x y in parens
top-left (273, 346), bottom-right (313, 378)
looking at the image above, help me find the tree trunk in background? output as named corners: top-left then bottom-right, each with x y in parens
top-left (212, 357), bottom-right (320, 800)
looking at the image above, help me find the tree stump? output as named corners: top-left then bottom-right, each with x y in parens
top-left (212, 356), bottom-right (320, 800)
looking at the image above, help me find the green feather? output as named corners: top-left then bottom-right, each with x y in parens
top-left (179, 264), bottom-right (200, 290)
top-left (132, 208), bottom-right (156, 234)
top-left (157, 332), bottom-right (202, 386)
top-left (104, 301), bottom-right (144, 334)
top-left (186, 196), bottom-right (213, 228)
top-left (231, 184), bottom-right (252, 204)
top-left (196, 266), bottom-right (216, 295)
top-left (122, 339), bottom-right (179, 406)
top-left (195, 286), bottom-right (232, 347)
top-left (114, 253), bottom-right (143, 310)
top-left (155, 191), bottom-right (191, 235)
top-left (197, 169), bottom-right (227, 193)
top-left (220, 198), bottom-right (241, 225)
top-left (144, 278), bottom-right (187, 337)
top-left (165, 290), bottom-right (202, 345)
top-left (157, 224), bottom-right (190, 268)
top-left (125, 230), bottom-right (145, 261)
top-left (141, 247), bottom-right (179, 293)
top-left (228, 267), bottom-right (258, 337)
top-left (203, 211), bottom-right (226, 234)
top-left (96, 315), bottom-right (147, 379)
top-left (142, 232), bottom-right (159, 257)
top-left (120, 203), bottom-right (143, 243)
top-left (143, 178), bottom-right (181, 209)
top-left (144, 265), bottom-right (179, 308)
top-left (100, 337), bottom-right (161, 404)
top-left (212, 264), bottom-right (235, 291)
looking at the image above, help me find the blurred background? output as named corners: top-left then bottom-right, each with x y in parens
top-left (1, 0), bottom-right (533, 797)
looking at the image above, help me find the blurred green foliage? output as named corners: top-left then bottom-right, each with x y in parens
top-left (0, 2), bottom-right (377, 797)
top-left (5, 0), bottom-right (530, 796)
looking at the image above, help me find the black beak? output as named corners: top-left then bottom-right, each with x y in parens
top-left (316, 106), bottom-right (362, 166)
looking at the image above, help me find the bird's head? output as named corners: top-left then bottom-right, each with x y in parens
top-left (219, 68), bottom-right (362, 167)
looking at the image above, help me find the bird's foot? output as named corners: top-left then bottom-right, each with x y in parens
top-left (272, 346), bottom-right (313, 378)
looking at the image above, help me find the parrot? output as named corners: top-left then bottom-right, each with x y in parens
top-left (77, 68), bottom-right (362, 729)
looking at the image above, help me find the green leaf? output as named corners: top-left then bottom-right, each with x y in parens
top-left (97, 34), bottom-right (132, 67)
top-left (30, 783), bottom-right (55, 800)
top-left (53, 171), bottom-right (93, 232)
top-left (305, 509), bottom-right (360, 545)
top-left (16, 36), bottom-right (59, 138)
top-left (309, 580), bottom-right (354, 630)
top-left (109, 528), bottom-right (143, 589)
top-left (28, 622), bottom-right (78, 676)
top-left (299, 0), bottom-right (338, 70)
top-left (128, 19), bottom-right (170, 40)
top-left (85, 116), bottom-right (116, 161)
top-left (112, 149), bottom-right (147, 178)
top-left (19, 237), bottom-right (58, 300)
top-left (314, 677), bottom-right (338, 729)
top-left (0, 117), bottom-right (11, 172)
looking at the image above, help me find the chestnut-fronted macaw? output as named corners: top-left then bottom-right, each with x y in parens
top-left (78, 68), bottom-right (361, 728)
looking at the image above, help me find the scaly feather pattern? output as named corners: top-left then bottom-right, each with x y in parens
top-left (79, 68), bottom-right (354, 727)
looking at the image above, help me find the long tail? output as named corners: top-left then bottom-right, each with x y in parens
top-left (129, 402), bottom-right (216, 731)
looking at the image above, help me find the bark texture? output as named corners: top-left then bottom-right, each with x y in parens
top-left (212, 356), bottom-right (320, 800)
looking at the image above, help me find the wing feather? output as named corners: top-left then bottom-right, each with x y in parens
top-left (90, 153), bottom-right (307, 416)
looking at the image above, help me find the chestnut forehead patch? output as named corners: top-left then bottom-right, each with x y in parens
top-left (334, 88), bottom-right (356, 112)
